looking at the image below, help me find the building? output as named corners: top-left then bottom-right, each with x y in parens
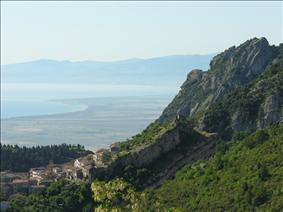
top-left (29, 167), bottom-right (45, 181)
top-left (82, 165), bottom-right (94, 180)
top-left (110, 142), bottom-right (120, 154)
top-left (94, 149), bottom-right (111, 164)
top-left (74, 159), bottom-right (83, 169)
top-left (52, 166), bottom-right (62, 175)
top-left (74, 155), bottom-right (94, 168)
top-left (73, 169), bottom-right (83, 180)
top-left (64, 168), bottom-right (74, 180)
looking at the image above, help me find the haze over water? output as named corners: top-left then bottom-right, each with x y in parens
top-left (1, 83), bottom-right (178, 119)
top-left (1, 82), bottom-right (177, 151)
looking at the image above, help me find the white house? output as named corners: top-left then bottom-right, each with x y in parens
top-left (29, 167), bottom-right (45, 180)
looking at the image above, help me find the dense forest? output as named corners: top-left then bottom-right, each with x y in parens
top-left (0, 144), bottom-right (92, 172)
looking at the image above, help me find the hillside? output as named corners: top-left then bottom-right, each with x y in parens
top-left (141, 124), bottom-right (283, 211)
top-left (198, 45), bottom-right (283, 139)
top-left (5, 38), bottom-right (283, 211)
top-left (159, 38), bottom-right (278, 123)
top-left (8, 124), bottom-right (283, 211)
top-left (102, 40), bottom-right (283, 190)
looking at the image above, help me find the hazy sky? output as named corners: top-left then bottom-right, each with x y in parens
top-left (1, 1), bottom-right (282, 64)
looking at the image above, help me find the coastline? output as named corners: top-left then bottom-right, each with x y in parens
top-left (1, 99), bottom-right (89, 120)
top-left (1, 96), bottom-right (172, 151)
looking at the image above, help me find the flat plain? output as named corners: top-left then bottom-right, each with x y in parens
top-left (1, 96), bottom-right (172, 151)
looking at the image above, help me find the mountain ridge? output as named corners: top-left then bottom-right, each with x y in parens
top-left (1, 54), bottom-right (215, 86)
top-left (4, 37), bottom-right (283, 211)
top-left (158, 37), bottom-right (279, 123)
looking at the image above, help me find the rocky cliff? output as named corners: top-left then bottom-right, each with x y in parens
top-left (91, 38), bottom-right (283, 187)
top-left (159, 38), bottom-right (276, 123)
top-left (198, 47), bottom-right (283, 138)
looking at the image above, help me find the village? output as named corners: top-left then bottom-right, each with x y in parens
top-left (0, 142), bottom-right (121, 200)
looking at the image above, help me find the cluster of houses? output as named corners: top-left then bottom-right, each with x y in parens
top-left (0, 171), bottom-right (45, 201)
top-left (0, 142), bottom-right (121, 202)
top-left (30, 142), bottom-right (121, 182)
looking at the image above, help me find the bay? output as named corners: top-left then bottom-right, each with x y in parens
top-left (1, 83), bottom-right (177, 151)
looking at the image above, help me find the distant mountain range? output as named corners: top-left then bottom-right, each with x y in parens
top-left (3, 38), bottom-right (283, 211)
top-left (1, 54), bottom-right (215, 86)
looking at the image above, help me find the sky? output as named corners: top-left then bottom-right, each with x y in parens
top-left (1, 1), bottom-right (282, 65)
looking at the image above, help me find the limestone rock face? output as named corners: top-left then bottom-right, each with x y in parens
top-left (257, 92), bottom-right (283, 128)
top-left (159, 37), bottom-right (274, 123)
top-left (197, 43), bottom-right (283, 137)
top-left (228, 93), bottom-right (283, 133)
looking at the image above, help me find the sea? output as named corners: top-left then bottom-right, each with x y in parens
top-left (1, 83), bottom-right (178, 119)
top-left (1, 83), bottom-right (178, 150)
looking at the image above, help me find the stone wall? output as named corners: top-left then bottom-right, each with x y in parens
top-left (91, 123), bottom-right (193, 180)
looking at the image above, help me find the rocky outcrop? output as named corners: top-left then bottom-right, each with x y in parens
top-left (229, 93), bottom-right (283, 133)
top-left (91, 39), bottom-right (282, 189)
top-left (198, 46), bottom-right (283, 137)
top-left (257, 92), bottom-right (283, 128)
top-left (159, 37), bottom-right (275, 123)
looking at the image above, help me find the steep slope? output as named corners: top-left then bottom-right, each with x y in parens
top-left (142, 124), bottom-right (283, 211)
top-left (6, 38), bottom-right (283, 212)
top-left (159, 38), bottom-right (277, 123)
top-left (92, 39), bottom-right (283, 188)
top-left (198, 44), bottom-right (283, 138)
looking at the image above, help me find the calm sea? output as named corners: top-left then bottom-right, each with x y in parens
top-left (1, 83), bottom-right (177, 150)
top-left (1, 83), bottom-right (178, 119)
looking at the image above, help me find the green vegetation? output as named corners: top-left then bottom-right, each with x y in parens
top-left (119, 121), bottom-right (173, 152)
top-left (113, 124), bottom-right (204, 189)
top-left (120, 165), bottom-right (152, 189)
top-left (0, 144), bottom-right (92, 172)
top-left (8, 180), bottom-right (94, 212)
top-left (5, 41), bottom-right (283, 211)
top-left (11, 124), bottom-right (280, 212)
top-left (141, 124), bottom-right (283, 211)
top-left (199, 47), bottom-right (283, 138)
top-left (91, 178), bottom-right (143, 211)
top-left (159, 40), bottom-right (282, 125)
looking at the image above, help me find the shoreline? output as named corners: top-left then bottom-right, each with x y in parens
top-left (1, 95), bottom-right (172, 121)
top-left (1, 99), bottom-right (89, 121)
top-left (1, 96), bottom-right (172, 151)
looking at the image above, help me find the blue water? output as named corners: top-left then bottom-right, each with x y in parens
top-left (1, 83), bottom-right (177, 150)
top-left (1, 100), bottom-right (87, 119)
top-left (1, 83), bottom-right (178, 119)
